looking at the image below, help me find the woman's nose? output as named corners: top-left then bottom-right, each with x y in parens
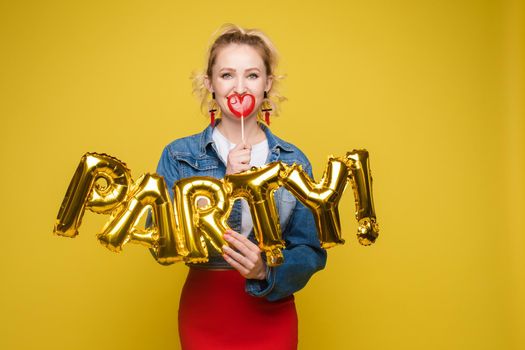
top-left (234, 78), bottom-right (247, 94)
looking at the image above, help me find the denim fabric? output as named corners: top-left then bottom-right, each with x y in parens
top-left (155, 122), bottom-right (327, 301)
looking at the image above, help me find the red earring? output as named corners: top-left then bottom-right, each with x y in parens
top-left (264, 110), bottom-right (270, 126)
top-left (210, 109), bottom-right (216, 127)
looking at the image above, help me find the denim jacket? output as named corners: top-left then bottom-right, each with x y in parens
top-left (154, 122), bottom-right (327, 301)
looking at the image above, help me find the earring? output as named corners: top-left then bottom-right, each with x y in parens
top-left (262, 91), bottom-right (272, 126)
top-left (209, 92), bottom-right (217, 127)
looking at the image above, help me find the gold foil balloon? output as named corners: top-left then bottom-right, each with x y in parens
top-left (281, 158), bottom-right (349, 248)
top-left (97, 173), bottom-right (185, 265)
top-left (173, 177), bottom-right (232, 263)
top-left (54, 153), bottom-right (131, 238)
top-left (225, 162), bottom-right (285, 266)
top-left (345, 150), bottom-right (380, 245)
top-left (54, 151), bottom-right (380, 265)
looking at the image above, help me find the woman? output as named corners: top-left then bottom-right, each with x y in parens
top-left (155, 24), bottom-right (327, 350)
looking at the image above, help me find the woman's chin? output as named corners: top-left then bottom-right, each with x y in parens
top-left (221, 114), bottom-right (258, 123)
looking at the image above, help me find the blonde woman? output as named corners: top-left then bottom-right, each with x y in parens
top-left (155, 24), bottom-right (326, 350)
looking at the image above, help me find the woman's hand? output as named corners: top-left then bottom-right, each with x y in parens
top-left (222, 230), bottom-right (267, 280)
top-left (225, 142), bottom-right (251, 175)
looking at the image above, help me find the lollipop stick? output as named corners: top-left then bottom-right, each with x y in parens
top-left (241, 115), bottom-right (245, 144)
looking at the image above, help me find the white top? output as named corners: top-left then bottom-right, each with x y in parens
top-left (212, 127), bottom-right (269, 237)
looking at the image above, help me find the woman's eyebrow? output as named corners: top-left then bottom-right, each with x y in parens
top-left (218, 67), bottom-right (261, 72)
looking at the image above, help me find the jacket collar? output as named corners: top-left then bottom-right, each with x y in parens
top-left (199, 121), bottom-right (293, 157)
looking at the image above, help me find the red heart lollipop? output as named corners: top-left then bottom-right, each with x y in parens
top-left (227, 93), bottom-right (255, 118)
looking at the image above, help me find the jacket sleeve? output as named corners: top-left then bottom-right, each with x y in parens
top-left (155, 145), bottom-right (180, 201)
top-left (245, 163), bottom-right (327, 301)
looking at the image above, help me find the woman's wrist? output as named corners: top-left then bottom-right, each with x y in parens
top-left (256, 261), bottom-right (268, 280)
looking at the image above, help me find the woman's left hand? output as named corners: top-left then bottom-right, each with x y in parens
top-left (222, 230), bottom-right (267, 280)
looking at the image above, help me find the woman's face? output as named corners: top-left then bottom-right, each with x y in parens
top-left (206, 43), bottom-right (272, 121)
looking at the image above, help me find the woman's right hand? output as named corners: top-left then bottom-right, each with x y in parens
top-left (225, 142), bottom-right (251, 175)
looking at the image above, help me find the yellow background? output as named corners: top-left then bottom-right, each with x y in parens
top-left (1, 0), bottom-right (523, 349)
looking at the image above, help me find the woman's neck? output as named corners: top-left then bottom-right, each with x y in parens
top-left (217, 116), bottom-right (266, 145)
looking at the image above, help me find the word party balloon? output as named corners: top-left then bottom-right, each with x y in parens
top-left (227, 93), bottom-right (255, 118)
top-left (53, 151), bottom-right (379, 266)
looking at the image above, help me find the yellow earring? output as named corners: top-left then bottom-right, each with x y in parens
top-left (209, 92), bottom-right (218, 127)
top-left (262, 91), bottom-right (272, 126)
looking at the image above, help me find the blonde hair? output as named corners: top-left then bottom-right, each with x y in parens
top-left (191, 24), bottom-right (286, 120)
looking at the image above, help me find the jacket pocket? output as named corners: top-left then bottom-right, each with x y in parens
top-left (174, 153), bottom-right (220, 178)
top-left (275, 187), bottom-right (296, 233)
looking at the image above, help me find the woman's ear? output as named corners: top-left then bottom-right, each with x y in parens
top-left (204, 75), bottom-right (213, 94)
top-left (265, 75), bottom-right (273, 92)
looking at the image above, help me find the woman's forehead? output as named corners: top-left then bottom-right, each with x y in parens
top-left (214, 44), bottom-right (265, 70)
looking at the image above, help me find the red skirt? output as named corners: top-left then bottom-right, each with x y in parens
top-left (178, 268), bottom-right (298, 350)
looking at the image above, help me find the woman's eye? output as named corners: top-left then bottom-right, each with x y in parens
top-left (248, 73), bottom-right (259, 79)
top-left (221, 73), bottom-right (232, 79)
